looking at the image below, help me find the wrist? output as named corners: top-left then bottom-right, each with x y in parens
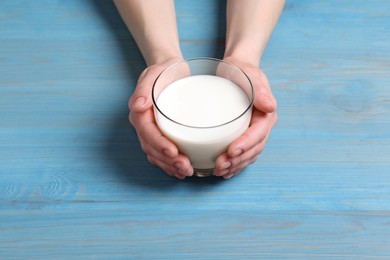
top-left (143, 43), bottom-right (183, 66)
top-left (224, 41), bottom-right (261, 67)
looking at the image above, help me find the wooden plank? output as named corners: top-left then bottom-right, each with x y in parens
top-left (1, 210), bottom-right (390, 259)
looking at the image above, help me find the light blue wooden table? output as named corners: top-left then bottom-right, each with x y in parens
top-left (1, 0), bottom-right (390, 258)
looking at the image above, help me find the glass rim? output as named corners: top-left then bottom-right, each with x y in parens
top-left (152, 57), bottom-right (254, 129)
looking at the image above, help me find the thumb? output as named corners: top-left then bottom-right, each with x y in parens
top-left (129, 58), bottom-right (184, 113)
top-left (129, 67), bottom-right (157, 113)
top-left (253, 70), bottom-right (277, 113)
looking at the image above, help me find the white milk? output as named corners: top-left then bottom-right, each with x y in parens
top-left (155, 75), bottom-right (252, 170)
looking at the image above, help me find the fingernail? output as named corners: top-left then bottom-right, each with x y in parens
top-left (163, 149), bottom-right (176, 158)
top-left (263, 95), bottom-right (277, 109)
top-left (221, 169), bottom-right (230, 175)
top-left (223, 173), bottom-right (234, 179)
top-left (221, 161), bottom-right (231, 170)
top-left (174, 162), bottom-right (184, 170)
top-left (215, 169), bottom-right (229, 176)
top-left (134, 97), bottom-right (146, 107)
top-left (232, 149), bottom-right (243, 157)
top-left (177, 165), bottom-right (193, 177)
top-left (175, 173), bottom-right (186, 180)
top-left (186, 167), bottom-right (194, 176)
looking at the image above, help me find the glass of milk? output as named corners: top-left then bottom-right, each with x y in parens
top-left (152, 58), bottom-right (254, 177)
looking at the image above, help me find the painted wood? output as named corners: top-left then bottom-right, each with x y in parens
top-left (1, 0), bottom-right (390, 258)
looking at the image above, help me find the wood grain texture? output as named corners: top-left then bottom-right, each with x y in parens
top-left (1, 0), bottom-right (390, 258)
top-left (1, 210), bottom-right (390, 259)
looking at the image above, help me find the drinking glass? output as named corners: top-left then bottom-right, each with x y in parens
top-left (152, 58), bottom-right (254, 177)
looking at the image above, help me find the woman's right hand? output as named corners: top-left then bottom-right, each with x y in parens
top-left (129, 58), bottom-right (194, 179)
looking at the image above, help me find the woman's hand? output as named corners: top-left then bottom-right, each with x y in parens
top-left (214, 57), bottom-right (278, 179)
top-left (129, 58), bottom-right (194, 179)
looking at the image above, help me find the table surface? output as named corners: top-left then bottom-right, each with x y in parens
top-left (1, 0), bottom-right (390, 258)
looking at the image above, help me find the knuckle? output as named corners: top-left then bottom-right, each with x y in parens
top-left (158, 151), bottom-right (170, 164)
top-left (254, 145), bottom-right (264, 155)
top-left (258, 131), bottom-right (267, 143)
top-left (146, 155), bottom-right (155, 165)
top-left (273, 113), bottom-right (279, 123)
top-left (241, 132), bottom-right (251, 141)
top-left (231, 155), bottom-right (242, 167)
top-left (141, 143), bottom-right (151, 154)
top-left (129, 112), bottom-right (135, 126)
top-left (138, 123), bottom-right (149, 139)
top-left (273, 99), bottom-right (278, 110)
top-left (249, 156), bottom-right (259, 165)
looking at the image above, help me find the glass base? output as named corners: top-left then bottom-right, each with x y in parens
top-left (193, 168), bottom-right (214, 177)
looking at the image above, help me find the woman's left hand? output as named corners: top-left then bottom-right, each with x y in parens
top-left (214, 57), bottom-right (278, 179)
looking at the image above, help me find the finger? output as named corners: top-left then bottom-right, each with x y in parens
top-left (252, 70), bottom-right (277, 113)
top-left (222, 156), bottom-right (258, 179)
top-left (139, 136), bottom-right (193, 176)
top-left (227, 110), bottom-right (276, 158)
top-left (228, 135), bottom-right (267, 168)
top-left (129, 67), bottom-right (158, 113)
top-left (222, 58), bottom-right (276, 113)
top-left (215, 112), bottom-right (277, 176)
top-left (147, 155), bottom-right (188, 180)
top-left (215, 139), bottom-right (265, 176)
top-left (215, 141), bottom-right (265, 176)
top-left (129, 58), bottom-right (185, 113)
top-left (129, 110), bottom-right (178, 158)
top-left (214, 152), bottom-right (231, 173)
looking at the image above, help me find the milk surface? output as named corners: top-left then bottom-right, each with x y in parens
top-left (155, 75), bottom-right (252, 169)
